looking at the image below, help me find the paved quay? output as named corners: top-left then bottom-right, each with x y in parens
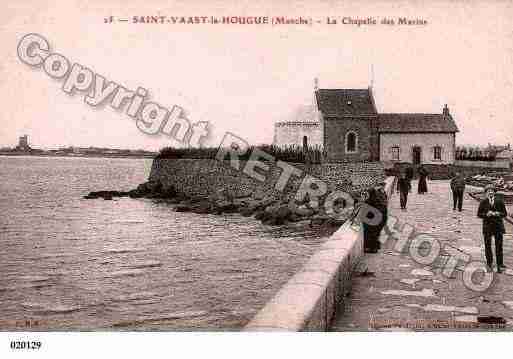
top-left (332, 180), bottom-right (513, 331)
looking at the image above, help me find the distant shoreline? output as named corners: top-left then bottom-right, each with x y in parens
top-left (0, 152), bottom-right (156, 159)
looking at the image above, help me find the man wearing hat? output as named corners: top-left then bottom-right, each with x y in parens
top-left (450, 171), bottom-right (466, 211)
top-left (477, 184), bottom-right (508, 272)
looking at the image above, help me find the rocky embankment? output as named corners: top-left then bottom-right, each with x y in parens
top-left (466, 173), bottom-right (513, 206)
top-left (466, 173), bottom-right (513, 192)
top-left (84, 180), bottom-right (353, 228)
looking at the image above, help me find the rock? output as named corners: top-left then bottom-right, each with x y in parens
top-left (126, 180), bottom-right (164, 198)
top-left (136, 182), bottom-right (150, 193)
top-left (233, 198), bottom-right (250, 206)
top-left (146, 180), bottom-right (162, 193)
top-left (235, 190), bottom-right (252, 199)
top-left (215, 187), bottom-right (235, 202)
top-left (214, 200), bottom-right (238, 214)
top-left (294, 205), bottom-right (314, 217)
top-left (257, 204), bottom-right (292, 225)
top-left (252, 190), bottom-right (266, 200)
top-left (128, 189), bottom-right (144, 198)
top-left (254, 210), bottom-right (267, 221)
top-left (239, 206), bottom-right (256, 217)
top-left (310, 215), bottom-right (331, 226)
top-left (83, 190), bottom-right (129, 199)
top-left (288, 213), bottom-right (303, 222)
top-left (190, 201), bottom-right (212, 214)
top-left (189, 196), bottom-right (206, 204)
top-left (323, 217), bottom-right (346, 228)
top-left (161, 185), bottom-right (176, 199)
top-left (263, 216), bottom-right (286, 226)
top-left (260, 196), bottom-right (277, 208)
top-left (275, 205), bottom-right (291, 220)
top-left (146, 193), bottom-right (163, 199)
top-left (264, 204), bottom-right (279, 214)
top-left (245, 200), bottom-right (263, 211)
top-left (175, 204), bottom-right (192, 212)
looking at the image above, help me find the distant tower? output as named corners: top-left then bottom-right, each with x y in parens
top-left (19, 135), bottom-right (28, 148)
top-left (16, 135), bottom-right (30, 151)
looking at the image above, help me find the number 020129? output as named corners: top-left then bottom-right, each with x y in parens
top-left (10, 340), bottom-right (42, 350)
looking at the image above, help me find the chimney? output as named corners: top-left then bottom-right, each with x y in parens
top-left (443, 104), bottom-right (450, 117)
top-left (314, 77), bottom-right (319, 91)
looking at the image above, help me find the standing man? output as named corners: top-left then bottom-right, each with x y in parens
top-left (397, 172), bottom-right (411, 210)
top-left (450, 172), bottom-right (466, 211)
top-left (477, 184), bottom-right (508, 273)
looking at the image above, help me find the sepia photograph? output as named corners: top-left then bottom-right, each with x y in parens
top-left (1, 0), bottom-right (513, 357)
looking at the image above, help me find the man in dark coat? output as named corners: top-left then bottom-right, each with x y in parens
top-left (397, 172), bottom-right (411, 210)
top-left (374, 181), bottom-right (389, 247)
top-left (450, 172), bottom-right (466, 211)
top-left (477, 184), bottom-right (508, 272)
top-left (417, 165), bottom-right (428, 194)
top-left (362, 186), bottom-right (387, 253)
top-left (405, 166), bottom-right (414, 190)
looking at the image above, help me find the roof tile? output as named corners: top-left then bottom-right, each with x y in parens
top-left (315, 89), bottom-right (377, 117)
top-left (378, 113), bottom-right (459, 133)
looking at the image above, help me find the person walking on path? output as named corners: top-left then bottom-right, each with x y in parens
top-left (397, 172), bottom-right (411, 210)
top-left (405, 165), bottom-right (414, 191)
top-left (417, 165), bottom-right (429, 194)
top-left (450, 171), bottom-right (466, 211)
top-left (362, 186), bottom-right (387, 253)
top-left (477, 184), bottom-right (508, 273)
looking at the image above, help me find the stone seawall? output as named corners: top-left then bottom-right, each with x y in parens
top-left (149, 159), bottom-right (385, 198)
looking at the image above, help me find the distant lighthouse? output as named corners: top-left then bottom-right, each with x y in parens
top-left (16, 135), bottom-right (31, 151)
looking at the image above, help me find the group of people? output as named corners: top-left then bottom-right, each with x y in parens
top-left (360, 165), bottom-right (431, 253)
top-left (371, 164), bottom-right (509, 273)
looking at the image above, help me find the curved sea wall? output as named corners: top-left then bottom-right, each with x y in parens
top-left (244, 176), bottom-right (396, 331)
top-left (149, 159), bottom-right (385, 198)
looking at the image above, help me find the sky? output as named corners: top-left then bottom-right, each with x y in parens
top-left (1, 0), bottom-right (512, 150)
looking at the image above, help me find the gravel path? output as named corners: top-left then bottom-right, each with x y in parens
top-left (332, 180), bottom-right (513, 331)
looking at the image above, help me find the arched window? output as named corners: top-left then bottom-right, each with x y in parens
top-left (345, 131), bottom-right (358, 153)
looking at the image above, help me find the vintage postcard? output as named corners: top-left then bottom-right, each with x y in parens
top-left (1, 0), bottom-right (513, 356)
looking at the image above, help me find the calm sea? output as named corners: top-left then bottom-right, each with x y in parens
top-left (0, 155), bottom-right (328, 330)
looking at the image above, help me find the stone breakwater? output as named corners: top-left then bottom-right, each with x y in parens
top-left (148, 159), bottom-right (385, 197)
top-left (84, 159), bottom-right (385, 227)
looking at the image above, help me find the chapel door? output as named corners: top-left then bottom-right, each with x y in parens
top-left (303, 136), bottom-right (308, 151)
top-left (412, 146), bottom-right (422, 165)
